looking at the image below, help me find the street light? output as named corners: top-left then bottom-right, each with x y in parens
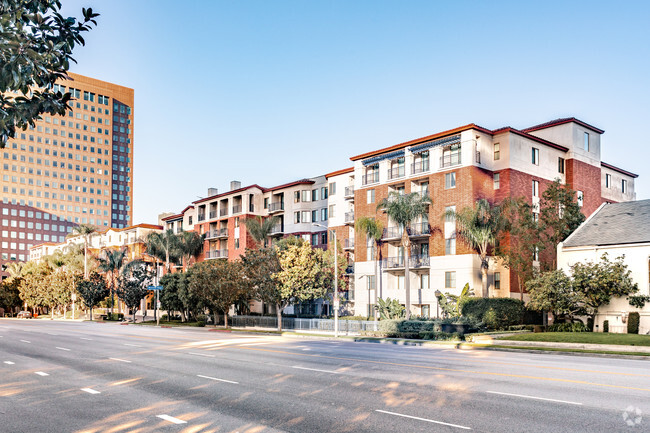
top-left (313, 223), bottom-right (339, 337)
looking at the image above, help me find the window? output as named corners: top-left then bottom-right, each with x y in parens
top-left (493, 173), bottom-right (500, 190)
top-left (312, 189), bottom-right (319, 201)
top-left (605, 174), bottom-right (612, 188)
top-left (301, 211), bottom-right (311, 223)
top-left (494, 272), bottom-right (501, 290)
top-left (321, 208), bottom-right (328, 221)
top-left (366, 236), bottom-right (375, 261)
top-left (321, 187), bottom-right (328, 199)
top-left (445, 172), bottom-right (456, 189)
top-left (264, 197), bottom-right (269, 209)
top-left (312, 210), bottom-right (318, 222)
top-left (558, 157), bottom-right (565, 174)
top-left (584, 132), bottom-right (589, 151)
top-left (445, 238), bottom-right (456, 255)
top-left (532, 180), bottom-right (539, 197)
top-left (311, 233), bottom-right (319, 246)
top-left (329, 204), bottom-right (335, 218)
top-left (532, 147), bottom-right (539, 165)
top-left (533, 246), bottom-right (539, 262)
top-left (301, 190), bottom-right (311, 202)
top-left (294, 191), bottom-right (300, 203)
top-left (420, 275), bottom-right (429, 290)
top-left (445, 271), bottom-right (456, 289)
top-left (397, 275), bottom-right (405, 290)
top-left (329, 182), bottom-right (336, 195)
top-left (493, 143), bottom-right (500, 160)
top-left (577, 191), bottom-right (584, 207)
top-left (294, 212), bottom-right (300, 224)
top-left (622, 179), bottom-right (628, 194)
top-left (367, 189), bottom-right (375, 204)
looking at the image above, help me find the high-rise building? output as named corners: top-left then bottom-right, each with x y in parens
top-left (1, 72), bottom-right (134, 277)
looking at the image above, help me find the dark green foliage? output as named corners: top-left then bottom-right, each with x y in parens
top-left (0, 277), bottom-right (22, 311)
top-left (106, 312), bottom-right (124, 321)
top-left (603, 320), bottom-right (609, 333)
top-left (0, 0), bottom-right (99, 147)
top-left (628, 295), bottom-right (650, 309)
top-left (419, 331), bottom-right (463, 341)
top-left (76, 272), bottom-right (108, 320)
top-left (460, 297), bottom-right (525, 330)
top-left (587, 316), bottom-right (594, 332)
top-left (377, 319), bottom-right (441, 338)
top-left (547, 322), bottom-right (589, 332)
top-left (628, 312), bottom-right (640, 334)
top-left (507, 325), bottom-right (536, 332)
top-left (376, 297), bottom-right (405, 320)
top-left (117, 261), bottom-right (152, 322)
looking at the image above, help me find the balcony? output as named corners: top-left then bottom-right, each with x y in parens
top-left (268, 201), bottom-right (284, 213)
top-left (220, 208), bottom-right (228, 217)
top-left (387, 166), bottom-right (405, 180)
top-left (268, 224), bottom-right (284, 236)
top-left (382, 226), bottom-right (404, 242)
top-left (206, 227), bottom-right (228, 240)
top-left (344, 186), bottom-right (355, 200)
top-left (409, 222), bottom-right (431, 239)
top-left (362, 172), bottom-right (379, 186)
top-left (344, 238), bottom-right (355, 250)
top-left (197, 213), bottom-right (205, 222)
top-left (232, 205), bottom-right (242, 214)
top-left (209, 211), bottom-right (218, 219)
top-left (411, 160), bottom-right (430, 175)
top-left (344, 212), bottom-right (355, 225)
top-left (382, 254), bottom-right (430, 271)
top-left (205, 249), bottom-right (228, 259)
top-left (440, 152), bottom-right (461, 168)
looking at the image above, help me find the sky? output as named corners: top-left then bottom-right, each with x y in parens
top-left (60, 0), bottom-right (650, 225)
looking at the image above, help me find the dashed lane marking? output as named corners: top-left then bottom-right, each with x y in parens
top-left (81, 388), bottom-right (100, 394)
top-left (375, 410), bottom-right (471, 430)
top-left (35, 371), bottom-right (49, 376)
top-left (292, 365), bottom-right (342, 374)
top-left (188, 352), bottom-right (215, 358)
top-left (20, 340), bottom-right (30, 343)
top-left (56, 347), bottom-right (71, 351)
top-left (196, 374), bottom-right (238, 384)
top-left (4, 361), bottom-right (15, 365)
top-left (486, 391), bottom-right (582, 405)
top-left (157, 415), bottom-right (187, 424)
top-left (109, 358), bottom-right (132, 363)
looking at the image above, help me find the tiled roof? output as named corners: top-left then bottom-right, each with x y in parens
top-left (325, 167), bottom-right (354, 178)
top-left (601, 162), bottom-right (639, 178)
top-left (563, 200), bottom-right (650, 247)
top-left (522, 117), bottom-right (605, 134)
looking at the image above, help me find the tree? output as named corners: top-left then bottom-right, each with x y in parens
top-left (0, 0), bottom-right (99, 148)
top-left (376, 191), bottom-right (431, 319)
top-left (97, 247), bottom-right (127, 315)
top-left (241, 247), bottom-right (283, 330)
top-left (117, 261), bottom-right (152, 322)
top-left (244, 215), bottom-right (280, 248)
top-left (445, 199), bottom-right (506, 298)
top-left (18, 260), bottom-right (52, 312)
top-left (526, 270), bottom-right (586, 322)
top-left (160, 272), bottom-right (186, 321)
top-left (375, 297), bottom-right (405, 320)
top-left (355, 217), bottom-right (384, 321)
top-left (76, 272), bottom-right (108, 321)
top-left (144, 229), bottom-right (180, 272)
top-left (437, 283), bottom-right (474, 318)
top-left (45, 268), bottom-right (74, 318)
top-left (0, 276), bottom-right (22, 314)
top-left (69, 223), bottom-right (98, 279)
top-left (177, 231), bottom-right (204, 271)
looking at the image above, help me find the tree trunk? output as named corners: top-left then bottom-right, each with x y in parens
top-left (223, 312), bottom-right (228, 328)
top-left (518, 274), bottom-right (523, 302)
top-left (481, 266), bottom-right (488, 298)
top-left (374, 247), bottom-right (380, 323)
top-left (276, 303), bottom-right (282, 332)
top-left (402, 233), bottom-right (411, 320)
top-left (89, 307), bottom-right (93, 321)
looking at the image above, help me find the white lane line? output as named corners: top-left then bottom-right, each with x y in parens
top-left (56, 347), bottom-right (71, 351)
top-left (109, 358), bottom-right (131, 363)
top-left (188, 352), bottom-right (215, 358)
top-left (4, 361), bottom-right (15, 365)
top-left (486, 391), bottom-right (582, 406)
top-left (35, 371), bottom-right (49, 376)
top-left (80, 388), bottom-right (100, 394)
top-left (80, 337), bottom-right (93, 340)
top-left (302, 348), bottom-right (311, 351)
top-left (47, 332), bottom-right (58, 336)
top-left (157, 414), bottom-right (187, 424)
top-left (123, 343), bottom-right (141, 347)
top-left (375, 410), bottom-right (471, 430)
top-left (20, 340), bottom-right (31, 343)
top-left (238, 342), bottom-right (271, 346)
top-left (197, 374), bottom-right (239, 384)
top-left (292, 365), bottom-right (342, 374)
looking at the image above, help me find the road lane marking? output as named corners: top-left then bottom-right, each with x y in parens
top-left (486, 391), bottom-right (582, 405)
top-left (20, 340), bottom-right (30, 343)
top-left (375, 410), bottom-right (471, 430)
top-left (47, 332), bottom-right (58, 336)
top-left (239, 342), bottom-right (272, 346)
top-left (196, 374), bottom-right (239, 384)
top-left (188, 352), bottom-right (215, 358)
top-left (109, 358), bottom-right (132, 363)
top-left (157, 415), bottom-right (187, 424)
top-left (292, 365), bottom-right (342, 374)
top-left (81, 388), bottom-right (100, 394)
top-left (80, 337), bottom-right (93, 340)
top-left (56, 347), bottom-right (71, 351)
top-left (124, 343), bottom-right (141, 347)
top-left (35, 372), bottom-right (49, 376)
top-left (4, 361), bottom-right (15, 365)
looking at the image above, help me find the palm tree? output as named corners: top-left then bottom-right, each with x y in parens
top-left (177, 231), bottom-right (205, 270)
top-left (69, 223), bottom-right (98, 279)
top-left (97, 247), bottom-right (128, 315)
top-left (244, 215), bottom-right (280, 248)
top-left (355, 217), bottom-right (384, 321)
top-left (144, 230), bottom-right (180, 272)
top-left (444, 199), bottom-right (506, 298)
top-left (376, 192), bottom-right (431, 319)
top-left (3, 261), bottom-right (24, 278)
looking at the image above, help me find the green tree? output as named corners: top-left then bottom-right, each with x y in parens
top-left (375, 297), bottom-right (405, 320)
top-left (244, 215), bottom-right (280, 248)
top-left (355, 217), bottom-right (384, 321)
top-left (160, 272), bottom-right (187, 321)
top-left (445, 199), bottom-right (506, 298)
top-left (177, 231), bottom-right (204, 271)
top-left (97, 247), bottom-right (127, 315)
top-left (76, 272), bottom-right (108, 321)
top-left (69, 223), bottom-right (98, 279)
top-left (526, 269), bottom-right (586, 322)
top-left (18, 260), bottom-right (52, 312)
top-left (241, 247), bottom-right (283, 330)
top-left (0, 0), bottom-right (99, 148)
top-left (437, 283), bottom-right (474, 318)
top-left (144, 229), bottom-right (180, 272)
top-left (46, 268), bottom-right (75, 318)
top-left (117, 261), bottom-right (152, 322)
top-left (376, 191), bottom-right (431, 319)
top-left (0, 276), bottom-right (22, 314)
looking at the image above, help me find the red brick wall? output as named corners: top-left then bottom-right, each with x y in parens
top-left (566, 159), bottom-right (603, 217)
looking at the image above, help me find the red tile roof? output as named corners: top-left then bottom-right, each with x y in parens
top-left (325, 167), bottom-right (354, 178)
top-left (192, 185), bottom-right (266, 205)
top-left (522, 117), bottom-right (605, 134)
top-left (601, 162), bottom-right (639, 178)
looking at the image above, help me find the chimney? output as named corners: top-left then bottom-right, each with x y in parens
top-left (230, 180), bottom-right (241, 191)
top-left (207, 187), bottom-right (218, 197)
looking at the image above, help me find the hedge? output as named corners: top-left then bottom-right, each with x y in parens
top-left (377, 320), bottom-right (441, 338)
top-left (460, 297), bottom-right (524, 330)
top-left (547, 322), bottom-right (589, 332)
top-left (628, 312), bottom-right (640, 334)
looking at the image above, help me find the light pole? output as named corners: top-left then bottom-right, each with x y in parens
top-left (313, 223), bottom-right (338, 337)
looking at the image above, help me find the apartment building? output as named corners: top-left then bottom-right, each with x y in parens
top-left (349, 117), bottom-right (637, 318)
top-left (1, 72), bottom-right (134, 278)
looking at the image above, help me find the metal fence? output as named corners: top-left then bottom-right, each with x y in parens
top-left (230, 315), bottom-right (379, 334)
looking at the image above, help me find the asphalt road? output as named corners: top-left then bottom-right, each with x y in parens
top-left (1, 320), bottom-right (649, 433)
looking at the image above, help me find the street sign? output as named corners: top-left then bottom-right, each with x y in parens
top-left (148, 285), bottom-right (163, 291)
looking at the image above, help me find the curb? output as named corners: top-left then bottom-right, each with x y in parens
top-left (476, 345), bottom-right (650, 360)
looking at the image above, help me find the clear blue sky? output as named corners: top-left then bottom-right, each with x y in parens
top-left (61, 0), bottom-right (650, 224)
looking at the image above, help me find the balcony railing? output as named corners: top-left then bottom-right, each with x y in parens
top-left (387, 166), bottom-right (405, 180)
top-left (269, 201), bottom-right (284, 213)
top-left (440, 152), bottom-right (461, 168)
top-left (206, 227), bottom-right (228, 239)
top-left (411, 160), bottom-right (430, 174)
top-left (220, 208), bottom-right (228, 217)
top-left (269, 224), bottom-right (284, 236)
top-left (232, 205), bottom-right (242, 214)
top-left (205, 249), bottom-right (228, 259)
top-left (382, 254), bottom-right (430, 269)
top-left (382, 226), bottom-right (404, 240)
top-left (362, 172), bottom-right (379, 186)
top-left (344, 212), bottom-right (355, 224)
top-left (197, 213), bottom-right (205, 222)
top-left (409, 222), bottom-right (431, 237)
top-left (344, 186), bottom-right (355, 199)
top-left (209, 211), bottom-right (218, 219)
top-left (344, 238), bottom-right (355, 250)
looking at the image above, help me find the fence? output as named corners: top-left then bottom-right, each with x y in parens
top-left (230, 315), bottom-right (379, 334)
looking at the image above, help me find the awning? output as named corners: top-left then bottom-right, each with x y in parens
top-left (409, 134), bottom-right (461, 154)
top-left (362, 149), bottom-right (405, 166)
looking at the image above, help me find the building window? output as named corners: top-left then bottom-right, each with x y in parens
top-left (584, 132), bottom-right (589, 151)
top-left (321, 187), bottom-right (328, 199)
top-left (532, 180), bottom-right (539, 197)
top-left (366, 236), bottom-right (375, 261)
top-left (420, 274), bottom-right (429, 290)
top-left (311, 233), bottom-right (319, 245)
top-left (329, 204), bottom-right (335, 218)
top-left (367, 189), bottom-right (375, 204)
top-left (577, 191), bottom-right (584, 207)
top-left (445, 237), bottom-right (456, 255)
top-left (622, 179), bottom-right (628, 194)
top-left (445, 271), bottom-right (456, 289)
top-left (397, 275), bottom-right (405, 290)
top-left (294, 212), bottom-right (300, 224)
top-left (533, 246), bottom-right (539, 262)
top-left (532, 147), bottom-right (539, 165)
top-left (493, 173), bottom-right (500, 190)
top-left (329, 182), bottom-right (336, 195)
top-left (264, 197), bottom-right (269, 209)
top-left (494, 143), bottom-right (500, 160)
top-left (301, 211), bottom-right (311, 223)
top-left (312, 189), bottom-right (319, 201)
top-left (445, 172), bottom-right (456, 189)
top-left (494, 272), bottom-right (501, 290)
top-left (605, 173), bottom-right (611, 188)
top-left (312, 210), bottom-right (318, 222)
top-left (558, 157), bottom-right (565, 174)
top-left (321, 208), bottom-right (328, 221)
top-left (294, 191), bottom-right (300, 203)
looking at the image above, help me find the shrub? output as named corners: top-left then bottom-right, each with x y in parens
top-left (603, 320), bottom-right (609, 333)
top-left (628, 312), bottom-right (640, 334)
top-left (587, 316), bottom-right (594, 332)
top-left (419, 331), bottom-right (463, 341)
top-left (106, 313), bottom-right (124, 321)
top-left (547, 321), bottom-right (588, 332)
top-left (340, 315), bottom-right (370, 321)
top-left (461, 298), bottom-right (525, 330)
top-left (375, 320), bottom-right (441, 338)
top-left (195, 314), bottom-right (207, 327)
top-left (507, 325), bottom-right (535, 332)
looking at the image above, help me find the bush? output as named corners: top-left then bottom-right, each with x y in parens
top-left (603, 320), bottom-right (609, 333)
top-left (628, 312), bottom-right (640, 334)
top-left (547, 321), bottom-right (588, 332)
top-left (340, 315), bottom-right (370, 321)
top-left (106, 313), bottom-right (124, 321)
top-left (461, 298), bottom-right (525, 330)
top-left (375, 320), bottom-right (441, 338)
top-left (587, 316), bottom-right (594, 332)
top-left (195, 314), bottom-right (207, 327)
top-left (419, 331), bottom-right (463, 341)
top-left (507, 325), bottom-right (536, 332)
